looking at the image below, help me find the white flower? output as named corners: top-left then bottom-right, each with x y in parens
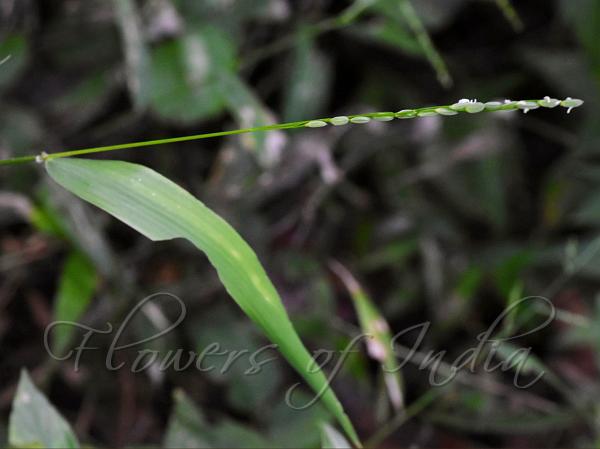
top-left (538, 96), bottom-right (560, 108)
top-left (560, 97), bottom-right (584, 114)
top-left (450, 98), bottom-right (472, 111)
top-left (517, 101), bottom-right (539, 113)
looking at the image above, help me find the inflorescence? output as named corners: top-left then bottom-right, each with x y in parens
top-left (0, 96), bottom-right (584, 167)
top-left (304, 96), bottom-right (584, 128)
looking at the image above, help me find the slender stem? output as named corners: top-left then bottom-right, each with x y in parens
top-left (0, 155), bottom-right (38, 166)
top-left (0, 99), bottom-right (579, 167)
top-left (43, 121), bottom-right (307, 161)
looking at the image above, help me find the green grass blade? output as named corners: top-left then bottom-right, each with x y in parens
top-left (53, 251), bottom-right (98, 355)
top-left (45, 157), bottom-right (361, 447)
top-left (495, 0), bottom-right (524, 32)
top-left (397, 0), bottom-right (452, 88)
top-left (330, 261), bottom-right (404, 413)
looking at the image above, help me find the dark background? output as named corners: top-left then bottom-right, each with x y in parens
top-left (1, 0), bottom-right (599, 447)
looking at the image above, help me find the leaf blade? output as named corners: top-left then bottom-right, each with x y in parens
top-left (330, 261), bottom-right (405, 413)
top-left (46, 157), bottom-right (360, 446)
top-left (52, 251), bottom-right (98, 355)
top-left (8, 370), bottom-right (79, 448)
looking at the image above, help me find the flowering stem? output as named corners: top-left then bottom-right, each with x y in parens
top-left (0, 97), bottom-right (582, 167)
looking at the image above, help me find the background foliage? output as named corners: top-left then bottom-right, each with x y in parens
top-left (1, 0), bottom-right (599, 447)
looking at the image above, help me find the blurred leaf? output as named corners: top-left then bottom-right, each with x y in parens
top-left (471, 154), bottom-right (507, 231)
top-left (454, 266), bottom-right (483, 301)
top-left (358, 238), bottom-right (418, 272)
top-left (45, 158), bottom-right (361, 446)
top-left (148, 27), bottom-right (235, 123)
top-left (141, 21), bottom-right (284, 165)
top-left (376, 0), bottom-right (453, 87)
top-left (0, 34), bottom-right (28, 90)
top-left (442, 150), bottom-right (508, 232)
top-left (42, 6), bottom-right (120, 70)
top-left (0, 105), bottom-right (43, 154)
top-left (175, 0), bottom-right (280, 26)
top-left (267, 391), bottom-right (332, 448)
top-left (273, 251), bottom-right (337, 340)
top-left (330, 261), bottom-right (404, 412)
top-left (113, 0), bottom-right (152, 109)
top-left (212, 420), bottom-right (273, 448)
top-left (559, 0), bottom-right (600, 74)
top-left (218, 71), bottom-right (286, 167)
top-left (502, 281), bottom-right (524, 337)
top-left (494, 0), bottom-right (523, 32)
top-left (52, 72), bottom-right (115, 131)
top-left (348, 9), bottom-right (422, 56)
top-left (493, 251), bottom-right (533, 298)
top-left (164, 389), bottom-right (272, 448)
top-left (283, 30), bottom-right (332, 121)
top-left (562, 295), bottom-right (600, 354)
top-left (574, 193), bottom-right (600, 226)
top-left (535, 237), bottom-right (600, 280)
top-left (493, 342), bottom-right (547, 378)
top-left (8, 370), bottom-right (79, 448)
top-left (321, 423), bottom-right (351, 449)
top-left (52, 251), bottom-right (98, 355)
top-left (408, 0), bottom-right (465, 28)
top-left (163, 389), bottom-right (212, 448)
top-left (190, 304), bottom-right (282, 413)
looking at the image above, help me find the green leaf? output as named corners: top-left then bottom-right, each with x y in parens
top-left (8, 370), bottom-right (79, 448)
top-left (52, 251), bottom-right (98, 355)
top-left (321, 423), bottom-right (351, 449)
top-left (45, 157), bottom-right (361, 447)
